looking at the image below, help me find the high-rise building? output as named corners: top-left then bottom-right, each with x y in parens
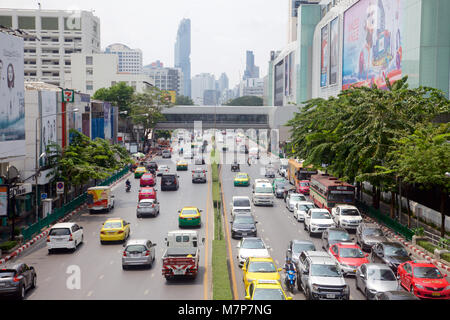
top-left (243, 51), bottom-right (260, 80)
top-left (0, 8), bottom-right (101, 86)
top-left (104, 43), bottom-right (143, 74)
top-left (203, 89), bottom-right (220, 105)
top-left (239, 78), bottom-right (265, 97)
top-left (191, 73), bottom-right (216, 105)
top-left (218, 73), bottom-right (229, 93)
top-left (174, 18), bottom-right (191, 97)
top-left (143, 62), bottom-right (183, 97)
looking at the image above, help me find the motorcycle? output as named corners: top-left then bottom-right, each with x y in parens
top-left (285, 269), bottom-right (296, 293)
top-left (126, 184), bottom-right (131, 192)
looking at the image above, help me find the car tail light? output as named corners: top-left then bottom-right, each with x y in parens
top-left (118, 230), bottom-right (124, 234)
top-left (68, 234), bottom-right (73, 241)
top-left (123, 251), bottom-right (127, 257)
top-left (137, 205), bottom-right (140, 208)
top-left (144, 250), bottom-right (150, 256)
top-left (47, 236), bottom-right (50, 242)
top-left (203, 170), bottom-right (205, 173)
top-left (152, 204), bottom-right (155, 208)
top-left (13, 275), bottom-right (23, 282)
top-left (100, 231), bottom-right (106, 235)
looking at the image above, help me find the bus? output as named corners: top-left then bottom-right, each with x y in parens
top-left (287, 159), bottom-right (318, 186)
top-left (309, 174), bottom-right (355, 212)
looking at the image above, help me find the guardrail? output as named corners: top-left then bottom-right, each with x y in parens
top-left (423, 230), bottom-right (450, 251)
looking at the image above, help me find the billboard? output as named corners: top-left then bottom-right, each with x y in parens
top-left (288, 52), bottom-right (294, 96)
top-left (329, 17), bottom-right (339, 85)
top-left (0, 33), bottom-right (25, 158)
top-left (284, 56), bottom-right (289, 96)
top-left (103, 102), bottom-right (112, 142)
top-left (320, 25), bottom-right (329, 87)
top-left (0, 185), bottom-right (7, 216)
top-left (40, 91), bottom-right (57, 163)
top-left (342, 0), bottom-right (403, 90)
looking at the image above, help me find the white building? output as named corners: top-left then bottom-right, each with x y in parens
top-left (191, 73), bottom-right (216, 105)
top-left (65, 53), bottom-right (154, 95)
top-left (0, 8), bottom-right (101, 86)
top-left (239, 78), bottom-right (265, 98)
top-left (143, 63), bottom-right (183, 96)
top-left (105, 43), bottom-right (143, 74)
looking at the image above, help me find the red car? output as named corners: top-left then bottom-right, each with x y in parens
top-left (140, 173), bottom-right (155, 187)
top-left (297, 180), bottom-right (310, 195)
top-left (138, 187), bottom-right (157, 202)
top-left (398, 261), bottom-right (450, 299)
top-left (329, 242), bottom-right (369, 276)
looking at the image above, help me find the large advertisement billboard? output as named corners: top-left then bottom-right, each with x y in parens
top-left (320, 25), bottom-right (329, 87)
top-left (284, 56), bottom-right (289, 96)
top-left (342, 0), bottom-right (403, 90)
top-left (329, 17), bottom-right (339, 85)
top-left (103, 102), bottom-right (112, 142)
top-left (288, 52), bottom-right (294, 96)
top-left (0, 33), bottom-right (25, 158)
top-left (40, 91), bottom-right (57, 163)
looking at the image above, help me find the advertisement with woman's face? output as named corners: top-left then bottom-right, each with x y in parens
top-left (0, 32), bottom-right (25, 157)
top-left (40, 91), bottom-right (57, 163)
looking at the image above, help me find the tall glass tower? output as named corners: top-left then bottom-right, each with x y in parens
top-left (174, 18), bottom-right (191, 98)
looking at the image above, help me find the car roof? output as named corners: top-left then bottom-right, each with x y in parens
top-left (181, 207), bottom-right (199, 210)
top-left (365, 263), bottom-right (393, 270)
top-left (409, 260), bottom-right (437, 267)
top-left (105, 218), bottom-right (123, 222)
top-left (308, 254), bottom-right (335, 265)
top-left (335, 242), bottom-right (359, 248)
top-left (309, 208), bottom-right (330, 212)
top-left (304, 250), bottom-right (330, 258)
top-left (125, 239), bottom-right (150, 246)
top-left (292, 239), bottom-right (314, 245)
top-left (328, 227), bottom-right (349, 233)
top-left (361, 223), bottom-right (381, 228)
top-left (233, 196), bottom-right (250, 200)
top-left (380, 241), bottom-right (405, 247)
top-left (242, 237), bottom-right (263, 241)
top-left (2, 263), bottom-right (23, 270)
top-left (337, 205), bottom-right (358, 209)
top-left (139, 199), bottom-right (155, 203)
top-left (248, 257), bottom-right (274, 263)
top-left (51, 222), bottom-right (76, 228)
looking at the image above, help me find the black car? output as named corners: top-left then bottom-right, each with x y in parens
top-left (146, 161), bottom-right (158, 172)
top-left (322, 228), bottom-right (352, 250)
top-left (160, 173), bottom-right (179, 191)
top-left (286, 239), bottom-right (316, 266)
top-left (374, 290), bottom-right (419, 300)
top-left (370, 241), bottom-right (412, 273)
top-left (0, 263), bottom-right (36, 299)
top-left (356, 223), bottom-right (388, 251)
top-left (274, 181), bottom-right (289, 198)
top-left (231, 214), bottom-right (258, 239)
top-left (231, 162), bottom-right (240, 172)
top-left (264, 166), bottom-right (276, 178)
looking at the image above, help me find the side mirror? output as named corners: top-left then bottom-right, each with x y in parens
top-left (364, 253), bottom-right (369, 258)
top-left (199, 210), bottom-right (203, 212)
top-left (245, 295), bottom-right (251, 300)
top-left (303, 270), bottom-right (309, 275)
top-left (80, 226), bottom-right (84, 229)
top-left (277, 268), bottom-right (283, 272)
top-left (122, 243), bottom-right (126, 247)
top-left (152, 244), bottom-right (157, 247)
top-left (255, 221), bottom-right (258, 224)
top-left (202, 237), bottom-right (205, 244)
top-left (287, 248), bottom-right (292, 252)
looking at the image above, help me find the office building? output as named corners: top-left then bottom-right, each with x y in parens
top-left (174, 18), bottom-right (191, 97)
top-left (143, 62), bottom-right (183, 96)
top-left (203, 90), bottom-right (220, 106)
top-left (104, 43), bottom-right (143, 74)
top-left (239, 78), bottom-right (265, 98)
top-left (243, 51), bottom-right (260, 80)
top-left (191, 73), bottom-right (216, 105)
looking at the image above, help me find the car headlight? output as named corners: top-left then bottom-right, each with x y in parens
top-left (343, 285), bottom-right (350, 293)
top-left (312, 284), bottom-right (320, 291)
top-left (415, 284), bottom-right (425, 290)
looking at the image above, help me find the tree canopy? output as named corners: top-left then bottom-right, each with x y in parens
top-left (175, 95), bottom-right (194, 105)
top-left (92, 82), bottom-right (135, 118)
top-left (225, 96), bottom-right (263, 106)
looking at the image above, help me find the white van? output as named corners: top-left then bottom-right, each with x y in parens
top-left (252, 179), bottom-right (274, 206)
top-left (230, 196), bottom-right (252, 217)
top-left (47, 223), bottom-right (84, 253)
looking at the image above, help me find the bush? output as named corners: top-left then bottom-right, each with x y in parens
top-left (441, 252), bottom-right (450, 263)
top-left (0, 240), bottom-right (18, 251)
top-left (417, 240), bottom-right (437, 255)
top-left (14, 227), bottom-right (21, 236)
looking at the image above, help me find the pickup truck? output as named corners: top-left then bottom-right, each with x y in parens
top-left (161, 230), bottom-right (205, 280)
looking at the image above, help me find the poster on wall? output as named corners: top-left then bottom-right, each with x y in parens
top-left (342, 0), bottom-right (403, 90)
top-left (329, 17), bottom-right (339, 85)
top-left (320, 25), bottom-right (329, 87)
top-left (0, 33), bottom-right (25, 158)
top-left (103, 102), bottom-right (111, 142)
top-left (0, 186), bottom-right (7, 217)
top-left (284, 56), bottom-right (289, 96)
top-left (40, 91), bottom-right (57, 163)
top-left (288, 52), bottom-right (294, 95)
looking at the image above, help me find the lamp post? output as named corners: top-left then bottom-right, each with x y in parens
top-left (34, 108), bottom-right (79, 222)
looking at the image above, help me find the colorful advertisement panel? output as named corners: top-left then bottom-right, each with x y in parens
top-left (342, 0), bottom-right (403, 90)
top-left (0, 33), bottom-right (25, 158)
top-left (40, 91), bottom-right (57, 163)
top-left (284, 56), bottom-right (289, 96)
top-left (329, 17), bottom-right (339, 85)
top-left (288, 52), bottom-right (294, 95)
top-left (0, 186), bottom-right (7, 216)
top-left (103, 102), bottom-right (112, 142)
top-left (320, 25), bottom-right (329, 87)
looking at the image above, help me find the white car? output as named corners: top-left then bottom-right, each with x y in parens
top-left (156, 165), bottom-right (170, 176)
top-left (230, 196), bottom-right (252, 218)
top-left (286, 193), bottom-right (307, 212)
top-left (47, 223), bottom-right (84, 253)
top-left (293, 201), bottom-right (315, 222)
top-left (331, 205), bottom-right (363, 230)
top-left (236, 237), bottom-right (270, 267)
top-left (304, 208), bottom-right (336, 236)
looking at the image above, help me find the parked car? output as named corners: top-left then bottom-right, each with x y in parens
top-left (192, 168), bottom-right (207, 183)
top-left (47, 222), bottom-right (84, 254)
top-left (286, 193), bottom-right (307, 212)
top-left (122, 239), bottom-right (157, 270)
top-left (397, 260), bottom-right (450, 299)
top-left (293, 201), bottom-right (315, 222)
top-left (230, 196), bottom-right (252, 218)
top-left (156, 165), bottom-right (170, 176)
top-left (321, 227), bottom-right (352, 250)
top-left (297, 251), bottom-right (349, 299)
top-left (286, 239), bottom-right (316, 266)
top-left (231, 214), bottom-right (258, 239)
top-left (236, 237), bottom-right (270, 268)
top-left (161, 173), bottom-right (180, 191)
top-left (331, 205), bottom-right (363, 230)
top-left (0, 263), bottom-right (37, 299)
top-left (162, 150), bottom-right (171, 158)
top-left (374, 290), bottom-right (419, 300)
top-left (370, 241), bottom-right (412, 273)
top-left (356, 263), bottom-right (400, 300)
top-left (136, 199), bottom-right (160, 218)
top-left (356, 223), bottom-right (388, 251)
top-left (329, 242), bottom-right (369, 276)
top-left (304, 208), bottom-right (336, 236)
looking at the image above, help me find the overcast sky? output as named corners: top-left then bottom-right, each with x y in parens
top-left (2, 0), bottom-right (288, 87)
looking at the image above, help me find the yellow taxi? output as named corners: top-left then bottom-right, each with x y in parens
top-left (242, 257), bottom-right (282, 289)
top-left (234, 172), bottom-right (250, 186)
top-left (245, 280), bottom-right (292, 300)
top-left (134, 166), bottom-right (147, 178)
top-left (100, 218), bottom-right (130, 244)
top-left (178, 207), bottom-right (202, 228)
top-left (176, 160), bottom-right (188, 171)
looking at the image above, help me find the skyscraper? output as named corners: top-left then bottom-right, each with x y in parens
top-left (174, 18), bottom-right (191, 97)
top-left (218, 73), bottom-right (229, 93)
top-left (243, 51), bottom-right (260, 80)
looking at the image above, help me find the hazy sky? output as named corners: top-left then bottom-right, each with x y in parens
top-left (2, 0), bottom-right (288, 87)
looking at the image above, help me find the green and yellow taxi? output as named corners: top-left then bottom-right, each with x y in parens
top-left (176, 160), bottom-right (188, 171)
top-left (134, 166), bottom-right (147, 179)
top-left (242, 257), bottom-right (282, 290)
top-left (178, 206), bottom-right (202, 228)
top-left (245, 280), bottom-right (292, 300)
top-left (234, 172), bottom-right (250, 186)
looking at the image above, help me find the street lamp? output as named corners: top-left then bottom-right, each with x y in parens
top-left (34, 108), bottom-right (79, 222)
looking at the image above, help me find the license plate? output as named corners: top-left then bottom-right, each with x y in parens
top-left (131, 254), bottom-right (140, 258)
top-left (108, 231), bottom-right (116, 234)
top-left (174, 269), bottom-right (185, 275)
top-left (432, 292), bottom-right (440, 297)
top-left (187, 218), bottom-right (192, 220)
top-left (0, 283), bottom-right (5, 287)
top-left (326, 294), bottom-right (335, 299)
top-left (241, 233), bottom-right (247, 236)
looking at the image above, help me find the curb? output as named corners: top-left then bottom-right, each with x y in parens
top-left (363, 215), bottom-right (450, 272)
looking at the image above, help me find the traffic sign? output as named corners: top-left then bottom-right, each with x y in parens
top-left (56, 182), bottom-right (64, 194)
top-left (41, 193), bottom-right (47, 200)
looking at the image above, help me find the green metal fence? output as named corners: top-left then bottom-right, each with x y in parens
top-left (21, 166), bottom-right (130, 242)
top-left (357, 200), bottom-right (414, 241)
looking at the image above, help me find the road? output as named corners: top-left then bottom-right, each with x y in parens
top-left (13, 156), bottom-right (213, 300)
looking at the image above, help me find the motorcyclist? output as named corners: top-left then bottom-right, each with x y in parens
top-left (283, 257), bottom-right (297, 287)
top-left (125, 179), bottom-right (131, 189)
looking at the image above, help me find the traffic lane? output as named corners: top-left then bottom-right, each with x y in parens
top-left (20, 157), bottom-right (211, 299)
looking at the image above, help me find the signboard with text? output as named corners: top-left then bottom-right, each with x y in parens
top-left (62, 89), bottom-right (75, 102)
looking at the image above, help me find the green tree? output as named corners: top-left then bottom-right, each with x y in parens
top-left (175, 95), bottom-right (194, 105)
top-left (92, 82), bottom-right (135, 117)
top-left (225, 96), bottom-right (263, 106)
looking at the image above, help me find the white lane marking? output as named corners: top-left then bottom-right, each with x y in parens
top-left (99, 274), bottom-right (104, 280)
top-left (151, 273), bottom-right (155, 278)
top-left (144, 289), bottom-right (149, 295)
top-left (87, 291), bottom-right (93, 297)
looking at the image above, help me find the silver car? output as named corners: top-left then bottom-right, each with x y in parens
top-left (122, 239), bottom-right (157, 269)
top-left (136, 199), bottom-right (160, 218)
top-left (355, 263), bottom-right (400, 300)
top-left (286, 193), bottom-right (307, 212)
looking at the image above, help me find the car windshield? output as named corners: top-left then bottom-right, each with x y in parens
top-left (339, 247), bottom-right (365, 258)
top-left (298, 204), bottom-right (315, 212)
top-left (255, 187), bottom-right (273, 193)
top-left (310, 264), bottom-right (341, 277)
top-left (292, 243), bottom-right (315, 253)
top-left (341, 209), bottom-right (360, 216)
top-left (328, 230), bottom-right (350, 241)
top-left (311, 211), bottom-right (331, 219)
top-left (252, 288), bottom-right (285, 300)
top-left (49, 228), bottom-right (71, 236)
top-left (234, 217), bottom-right (255, 224)
top-left (413, 267), bottom-right (444, 279)
top-left (103, 221), bottom-right (122, 229)
top-left (300, 182), bottom-right (309, 187)
top-left (384, 245), bottom-right (409, 257)
top-left (182, 209), bottom-right (198, 215)
top-left (159, 166), bottom-right (168, 170)
top-left (367, 268), bottom-right (396, 281)
top-left (248, 261), bottom-right (277, 273)
top-left (162, 176), bottom-right (175, 182)
top-left (291, 194), bottom-right (304, 201)
top-left (237, 174), bottom-right (248, 179)
top-left (139, 201), bottom-right (154, 207)
top-left (242, 239), bottom-right (265, 249)
top-left (0, 270), bottom-right (16, 278)
top-left (275, 182), bottom-right (287, 188)
top-left (363, 228), bottom-right (384, 237)
top-left (126, 245), bottom-right (146, 253)
top-left (234, 199), bottom-right (251, 207)
top-left (280, 165), bottom-right (287, 169)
